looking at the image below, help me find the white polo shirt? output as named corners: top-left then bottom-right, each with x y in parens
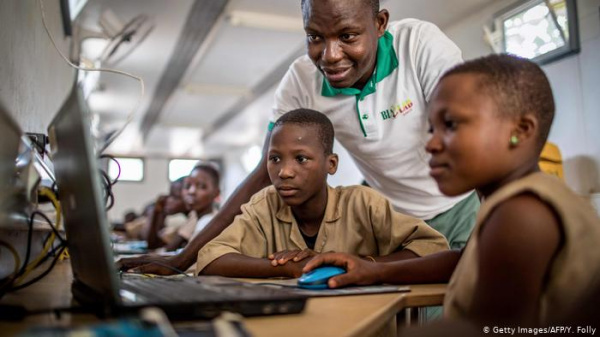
top-left (270, 19), bottom-right (469, 220)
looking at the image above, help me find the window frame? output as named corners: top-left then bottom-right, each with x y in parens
top-left (108, 156), bottom-right (145, 183)
top-left (494, 0), bottom-right (580, 65)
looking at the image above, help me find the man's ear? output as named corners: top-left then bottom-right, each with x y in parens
top-left (376, 9), bottom-right (389, 37)
top-left (513, 113), bottom-right (538, 146)
top-left (327, 153), bottom-right (339, 175)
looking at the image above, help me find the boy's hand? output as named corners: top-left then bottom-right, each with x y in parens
top-left (268, 249), bottom-right (317, 266)
top-left (116, 254), bottom-right (186, 275)
top-left (303, 252), bottom-right (381, 288)
top-left (283, 258), bottom-right (312, 278)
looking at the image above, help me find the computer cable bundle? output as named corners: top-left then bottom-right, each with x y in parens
top-left (98, 154), bottom-right (120, 211)
top-left (0, 240), bottom-right (21, 296)
top-left (38, 0), bottom-right (146, 154)
top-left (0, 189), bottom-right (68, 298)
top-left (22, 187), bottom-right (64, 276)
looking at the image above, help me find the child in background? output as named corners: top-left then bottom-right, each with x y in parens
top-left (143, 177), bottom-right (189, 249)
top-left (196, 109), bottom-right (448, 278)
top-left (176, 164), bottom-right (221, 245)
top-left (303, 54), bottom-right (600, 325)
top-left (144, 165), bottom-right (220, 251)
top-left (121, 179), bottom-right (187, 242)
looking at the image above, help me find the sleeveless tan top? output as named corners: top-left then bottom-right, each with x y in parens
top-left (444, 172), bottom-right (600, 323)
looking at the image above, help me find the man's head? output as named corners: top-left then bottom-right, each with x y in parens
top-left (301, 0), bottom-right (388, 89)
top-left (269, 109), bottom-right (338, 208)
top-left (426, 54), bottom-right (555, 197)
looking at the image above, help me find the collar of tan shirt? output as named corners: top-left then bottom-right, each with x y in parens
top-left (274, 185), bottom-right (341, 224)
top-left (274, 185), bottom-right (341, 251)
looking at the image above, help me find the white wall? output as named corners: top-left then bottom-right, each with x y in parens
top-left (0, 0), bottom-right (75, 133)
top-left (0, 0), bottom-right (76, 277)
top-left (444, 0), bottom-right (600, 196)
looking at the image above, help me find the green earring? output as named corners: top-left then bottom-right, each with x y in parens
top-left (510, 135), bottom-right (519, 146)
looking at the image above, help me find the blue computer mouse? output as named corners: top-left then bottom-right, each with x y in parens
top-left (297, 266), bottom-right (346, 289)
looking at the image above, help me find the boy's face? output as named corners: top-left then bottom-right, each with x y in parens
top-left (182, 169), bottom-right (219, 213)
top-left (164, 181), bottom-right (186, 214)
top-left (426, 73), bottom-right (517, 197)
top-left (267, 124), bottom-right (338, 208)
top-left (303, 0), bottom-right (387, 89)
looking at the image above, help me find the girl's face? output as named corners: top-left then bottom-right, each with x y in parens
top-left (426, 73), bottom-right (517, 197)
top-left (182, 169), bottom-right (220, 213)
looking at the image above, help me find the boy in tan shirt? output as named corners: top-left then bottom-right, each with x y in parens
top-left (196, 108), bottom-right (448, 278)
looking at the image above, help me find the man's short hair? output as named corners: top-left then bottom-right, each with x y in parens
top-left (441, 54), bottom-right (555, 152)
top-left (273, 108), bottom-right (335, 155)
top-left (301, 0), bottom-right (380, 18)
top-left (191, 163), bottom-right (220, 187)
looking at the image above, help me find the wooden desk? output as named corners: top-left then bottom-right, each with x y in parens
top-left (0, 261), bottom-right (446, 337)
top-left (244, 284), bottom-right (446, 337)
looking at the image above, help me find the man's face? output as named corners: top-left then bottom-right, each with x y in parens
top-left (303, 0), bottom-right (388, 89)
top-left (267, 124), bottom-right (337, 210)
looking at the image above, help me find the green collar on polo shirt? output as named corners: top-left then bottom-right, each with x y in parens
top-left (321, 31), bottom-right (398, 99)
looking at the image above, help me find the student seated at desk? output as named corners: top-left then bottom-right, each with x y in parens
top-left (147, 164), bottom-right (221, 251)
top-left (303, 54), bottom-right (600, 325)
top-left (143, 177), bottom-right (190, 249)
top-left (196, 109), bottom-right (448, 278)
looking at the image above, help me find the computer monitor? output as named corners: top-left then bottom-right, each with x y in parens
top-left (0, 104), bottom-right (22, 222)
top-left (47, 83), bottom-right (308, 320)
top-left (48, 83), bottom-right (121, 309)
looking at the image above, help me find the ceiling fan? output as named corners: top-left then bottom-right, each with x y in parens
top-left (96, 9), bottom-right (155, 66)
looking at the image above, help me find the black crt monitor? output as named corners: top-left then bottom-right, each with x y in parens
top-left (48, 84), bottom-right (121, 311)
top-left (0, 104), bottom-right (23, 221)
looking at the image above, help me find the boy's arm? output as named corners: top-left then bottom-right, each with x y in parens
top-left (372, 197), bottom-right (449, 259)
top-left (201, 253), bottom-right (305, 278)
top-left (372, 249), bottom-right (418, 262)
top-left (303, 249), bottom-right (462, 288)
top-left (143, 197), bottom-right (168, 250)
top-left (116, 132), bottom-right (272, 274)
top-left (470, 194), bottom-right (560, 325)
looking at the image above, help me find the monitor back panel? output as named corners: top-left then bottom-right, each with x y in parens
top-left (0, 104), bottom-right (22, 220)
top-left (48, 85), bottom-right (121, 308)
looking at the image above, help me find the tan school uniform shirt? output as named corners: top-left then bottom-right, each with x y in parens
top-left (444, 172), bottom-right (600, 324)
top-left (196, 185), bottom-right (449, 274)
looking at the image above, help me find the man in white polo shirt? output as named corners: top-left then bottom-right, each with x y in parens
top-left (271, 0), bottom-right (479, 250)
top-left (117, 0), bottom-right (478, 276)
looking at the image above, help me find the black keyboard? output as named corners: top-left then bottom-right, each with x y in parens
top-left (120, 277), bottom-right (300, 303)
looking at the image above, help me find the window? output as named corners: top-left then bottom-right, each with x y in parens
top-left (60, 0), bottom-right (89, 36)
top-left (494, 0), bottom-right (579, 65)
top-left (108, 157), bottom-right (144, 182)
top-left (168, 159), bottom-right (200, 182)
top-left (241, 145), bottom-right (262, 173)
